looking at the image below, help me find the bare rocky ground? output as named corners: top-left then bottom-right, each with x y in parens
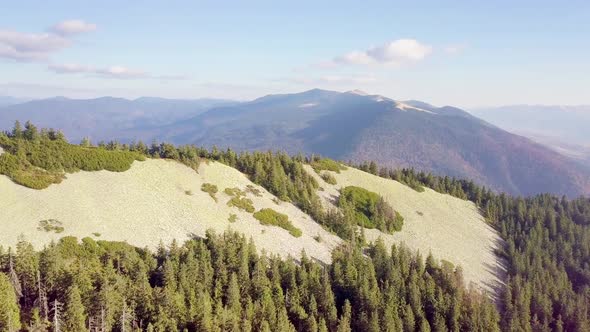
top-left (0, 159), bottom-right (341, 263)
top-left (304, 165), bottom-right (505, 295)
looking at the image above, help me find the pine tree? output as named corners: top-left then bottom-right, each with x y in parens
top-left (336, 300), bottom-right (352, 332)
top-left (11, 121), bottom-right (23, 139)
top-left (24, 121), bottom-right (39, 141)
top-left (63, 285), bottom-right (87, 332)
top-left (80, 137), bottom-right (91, 147)
top-left (226, 273), bottom-right (241, 316)
top-left (0, 273), bottom-right (21, 332)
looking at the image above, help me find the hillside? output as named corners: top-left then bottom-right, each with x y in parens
top-left (305, 164), bottom-right (504, 295)
top-left (0, 158), bottom-right (340, 264)
top-left (0, 130), bottom-right (502, 292)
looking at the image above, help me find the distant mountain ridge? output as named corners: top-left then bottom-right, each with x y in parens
top-left (0, 96), bottom-right (237, 142)
top-left (1, 90), bottom-right (589, 196)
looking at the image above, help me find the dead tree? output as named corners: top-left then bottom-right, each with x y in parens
top-left (35, 270), bottom-right (49, 321)
top-left (51, 299), bottom-right (62, 332)
top-left (8, 251), bottom-right (22, 298)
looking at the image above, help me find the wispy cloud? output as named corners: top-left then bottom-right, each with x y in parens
top-left (443, 44), bottom-right (467, 54)
top-left (49, 20), bottom-right (97, 36)
top-left (48, 63), bottom-right (187, 80)
top-left (0, 19), bottom-right (96, 62)
top-left (283, 74), bottom-right (377, 85)
top-left (327, 39), bottom-right (433, 67)
top-left (0, 30), bottom-right (70, 61)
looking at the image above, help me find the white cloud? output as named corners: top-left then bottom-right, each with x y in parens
top-left (50, 20), bottom-right (97, 36)
top-left (0, 30), bottom-right (70, 61)
top-left (48, 63), bottom-right (187, 80)
top-left (333, 39), bottom-right (432, 66)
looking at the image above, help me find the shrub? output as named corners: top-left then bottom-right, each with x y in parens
top-left (201, 183), bottom-right (218, 201)
top-left (224, 187), bottom-right (245, 197)
top-left (0, 132), bottom-right (143, 189)
top-left (227, 196), bottom-right (255, 213)
top-left (228, 214), bottom-right (238, 223)
top-left (339, 186), bottom-right (403, 233)
top-left (321, 172), bottom-right (337, 185)
top-left (185, 190), bottom-right (193, 196)
top-left (38, 219), bottom-right (64, 233)
top-left (311, 158), bottom-right (347, 173)
top-left (254, 208), bottom-right (302, 238)
top-left (246, 184), bottom-right (263, 197)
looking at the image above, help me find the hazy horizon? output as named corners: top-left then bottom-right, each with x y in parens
top-left (2, 1), bottom-right (589, 108)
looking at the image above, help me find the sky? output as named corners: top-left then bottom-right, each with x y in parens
top-left (1, 0), bottom-right (589, 107)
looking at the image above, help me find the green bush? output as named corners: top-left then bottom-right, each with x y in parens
top-left (201, 183), bottom-right (218, 201)
top-left (228, 213), bottom-right (238, 223)
top-left (38, 219), bottom-right (64, 233)
top-left (224, 187), bottom-right (246, 197)
top-left (227, 196), bottom-right (255, 213)
top-left (253, 208), bottom-right (302, 237)
top-left (321, 172), bottom-right (337, 185)
top-left (311, 158), bottom-right (347, 173)
top-left (339, 186), bottom-right (403, 233)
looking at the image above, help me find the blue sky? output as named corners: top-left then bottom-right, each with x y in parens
top-left (1, 0), bottom-right (589, 107)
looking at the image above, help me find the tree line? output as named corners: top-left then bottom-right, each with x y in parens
top-left (0, 231), bottom-right (499, 332)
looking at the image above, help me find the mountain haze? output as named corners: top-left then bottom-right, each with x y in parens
top-left (0, 96), bottom-right (236, 143)
top-left (471, 105), bottom-right (590, 167)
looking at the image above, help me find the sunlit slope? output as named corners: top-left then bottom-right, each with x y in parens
top-left (0, 159), bottom-right (340, 263)
top-left (305, 164), bottom-right (504, 294)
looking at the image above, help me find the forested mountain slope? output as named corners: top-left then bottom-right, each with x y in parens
top-left (2, 90), bottom-right (588, 196)
top-left (166, 89), bottom-right (590, 197)
top-left (0, 123), bottom-right (500, 291)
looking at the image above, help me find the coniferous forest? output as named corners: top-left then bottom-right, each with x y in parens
top-left (1, 122), bottom-right (590, 331)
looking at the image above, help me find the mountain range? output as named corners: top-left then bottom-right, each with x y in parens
top-left (1, 89), bottom-right (589, 197)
